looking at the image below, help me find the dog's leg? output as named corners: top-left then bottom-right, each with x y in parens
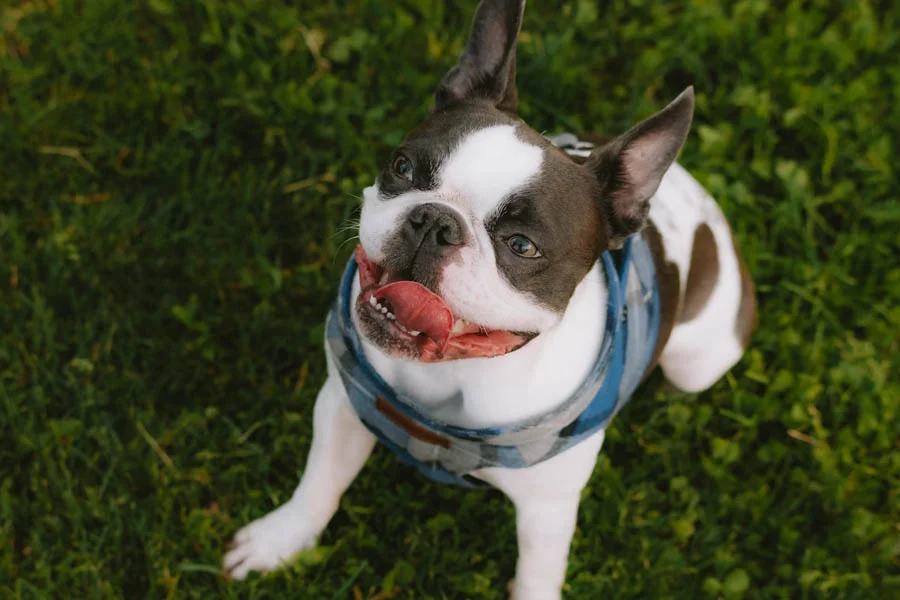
top-left (476, 430), bottom-right (606, 600)
top-left (223, 374), bottom-right (376, 579)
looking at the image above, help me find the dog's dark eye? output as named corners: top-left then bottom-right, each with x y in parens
top-left (392, 154), bottom-right (413, 180)
top-left (507, 235), bottom-right (541, 258)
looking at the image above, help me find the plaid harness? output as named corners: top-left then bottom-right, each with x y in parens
top-left (325, 235), bottom-right (660, 488)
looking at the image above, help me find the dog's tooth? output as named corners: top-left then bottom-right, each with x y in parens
top-left (380, 306), bottom-right (388, 314)
top-left (408, 330), bottom-right (421, 336)
top-left (386, 313), bottom-right (395, 320)
top-left (369, 296), bottom-right (377, 308)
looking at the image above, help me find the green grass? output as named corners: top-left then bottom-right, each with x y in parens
top-left (2, 0), bottom-right (898, 598)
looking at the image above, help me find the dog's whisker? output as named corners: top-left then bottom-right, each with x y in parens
top-left (332, 224), bottom-right (360, 238)
top-left (335, 235), bottom-right (360, 253)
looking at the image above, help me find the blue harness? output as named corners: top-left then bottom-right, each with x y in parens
top-left (325, 235), bottom-right (660, 488)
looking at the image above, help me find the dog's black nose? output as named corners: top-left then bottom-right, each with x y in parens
top-left (404, 203), bottom-right (466, 250)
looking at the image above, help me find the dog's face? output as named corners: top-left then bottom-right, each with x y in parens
top-left (355, 0), bottom-right (694, 362)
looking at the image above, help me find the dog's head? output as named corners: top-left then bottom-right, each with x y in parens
top-left (355, 0), bottom-right (693, 362)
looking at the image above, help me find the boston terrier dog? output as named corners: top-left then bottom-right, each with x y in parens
top-left (224, 0), bottom-right (756, 597)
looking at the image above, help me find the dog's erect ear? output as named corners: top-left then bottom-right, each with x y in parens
top-left (434, 0), bottom-right (525, 114)
top-left (586, 87), bottom-right (695, 248)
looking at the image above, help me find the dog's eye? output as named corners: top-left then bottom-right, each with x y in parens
top-left (392, 154), bottom-right (413, 180)
top-left (507, 235), bottom-right (541, 258)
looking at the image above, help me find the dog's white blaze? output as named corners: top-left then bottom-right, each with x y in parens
top-left (438, 125), bottom-right (543, 219)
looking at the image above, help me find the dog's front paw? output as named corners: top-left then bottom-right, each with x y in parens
top-left (223, 503), bottom-right (317, 580)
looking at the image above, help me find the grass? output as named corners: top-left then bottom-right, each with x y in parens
top-left (1, 0), bottom-right (898, 598)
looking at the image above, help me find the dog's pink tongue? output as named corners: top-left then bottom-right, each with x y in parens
top-left (373, 281), bottom-right (454, 348)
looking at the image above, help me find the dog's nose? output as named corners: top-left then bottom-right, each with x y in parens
top-left (404, 203), bottom-right (466, 250)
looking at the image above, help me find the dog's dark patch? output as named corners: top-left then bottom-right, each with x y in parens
top-left (680, 223), bottom-right (719, 323)
top-left (486, 130), bottom-right (607, 313)
top-left (731, 234), bottom-right (757, 347)
top-left (642, 222), bottom-right (681, 379)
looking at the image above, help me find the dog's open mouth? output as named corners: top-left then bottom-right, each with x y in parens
top-left (354, 245), bottom-right (533, 362)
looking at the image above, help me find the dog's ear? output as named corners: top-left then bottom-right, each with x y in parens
top-left (586, 87), bottom-right (695, 248)
top-left (434, 0), bottom-right (525, 114)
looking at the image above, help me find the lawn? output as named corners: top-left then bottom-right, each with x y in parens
top-left (1, 0), bottom-right (898, 598)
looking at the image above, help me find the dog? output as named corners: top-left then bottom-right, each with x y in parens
top-left (223, 1), bottom-right (756, 597)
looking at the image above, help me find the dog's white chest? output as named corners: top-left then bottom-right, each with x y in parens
top-left (352, 263), bottom-right (607, 428)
